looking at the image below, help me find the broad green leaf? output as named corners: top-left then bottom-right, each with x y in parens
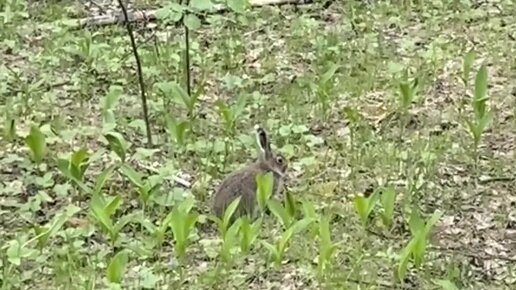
top-left (408, 207), bottom-right (424, 236)
top-left (267, 199), bottom-right (291, 228)
top-left (256, 172), bottom-right (274, 212)
top-left (226, 0), bottom-right (248, 13)
top-left (178, 196), bottom-right (195, 213)
top-left (183, 14), bottom-right (201, 30)
top-left (156, 210), bottom-right (176, 243)
top-left (6, 240), bottom-right (22, 266)
top-left (25, 125), bottom-right (47, 163)
top-left (473, 65), bottom-right (488, 119)
top-left (397, 237), bottom-right (416, 281)
top-left (104, 132), bottom-right (128, 162)
top-left (90, 193), bottom-right (114, 235)
top-left (105, 195), bottom-right (122, 217)
top-left (291, 217), bottom-right (313, 235)
top-left (107, 249), bottom-right (129, 283)
top-left (301, 199), bottom-right (317, 220)
top-left (113, 213), bottom-right (136, 239)
top-left (93, 165), bottom-right (117, 195)
top-left (352, 194), bottom-right (369, 225)
top-left (284, 191), bottom-right (297, 218)
top-left (155, 4), bottom-right (184, 23)
top-left (399, 81), bottom-right (412, 109)
top-left (70, 148), bottom-right (90, 180)
top-left (102, 86), bottom-right (122, 112)
top-left (261, 240), bottom-right (279, 260)
top-left (412, 234), bottom-right (427, 266)
top-left (380, 187), bottom-right (396, 227)
top-left (119, 164), bottom-right (144, 188)
top-left (165, 116), bottom-right (189, 146)
top-left (239, 216), bottom-right (261, 253)
top-left (220, 219), bottom-right (241, 262)
top-left (190, 0), bottom-right (214, 11)
top-left (423, 209), bottom-right (444, 237)
top-left (320, 62), bottom-right (340, 85)
top-left (34, 225), bottom-right (50, 249)
top-left (170, 82), bottom-right (191, 110)
top-left (70, 148), bottom-right (89, 168)
top-left (477, 111), bottom-right (494, 135)
top-left (318, 215), bottom-right (332, 247)
top-left (222, 196), bottom-right (242, 234)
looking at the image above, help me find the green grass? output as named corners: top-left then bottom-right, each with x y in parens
top-left (1, 0), bottom-right (516, 289)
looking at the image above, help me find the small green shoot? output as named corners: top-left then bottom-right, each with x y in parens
top-left (465, 64), bottom-right (493, 167)
top-left (379, 187), bottom-right (396, 228)
top-left (352, 191), bottom-right (379, 226)
top-left (25, 124), bottom-right (47, 164)
top-left (104, 131), bottom-right (129, 163)
top-left (261, 218), bottom-right (313, 268)
top-left (317, 214), bottom-right (341, 276)
top-left (267, 199), bottom-right (293, 228)
top-left (169, 198), bottom-right (199, 261)
top-left (239, 216), bottom-right (261, 254)
top-left (397, 208), bottom-right (443, 281)
top-left (256, 172), bottom-right (274, 214)
top-left (106, 249), bottom-right (129, 284)
top-left (211, 196), bottom-right (242, 238)
top-left (119, 164), bottom-right (162, 207)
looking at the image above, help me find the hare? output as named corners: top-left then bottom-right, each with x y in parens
top-left (212, 126), bottom-right (288, 220)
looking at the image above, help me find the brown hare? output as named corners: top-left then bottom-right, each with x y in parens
top-left (212, 126), bottom-right (288, 220)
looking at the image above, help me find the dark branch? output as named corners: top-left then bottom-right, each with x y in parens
top-left (117, 0), bottom-right (153, 146)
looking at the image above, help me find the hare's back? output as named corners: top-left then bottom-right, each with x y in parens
top-left (212, 168), bottom-right (260, 217)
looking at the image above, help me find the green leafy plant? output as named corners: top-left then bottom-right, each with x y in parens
top-left (317, 214), bottom-right (341, 277)
top-left (256, 172), bottom-right (274, 214)
top-left (89, 191), bottom-right (133, 244)
top-left (107, 249), bottom-right (129, 285)
top-left (397, 71), bottom-right (419, 136)
top-left (104, 131), bottom-right (129, 163)
top-left (25, 124), bottom-right (47, 164)
top-left (239, 216), bottom-right (261, 254)
top-left (119, 164), bottom-right (163, 208)
top-left (379, 186), bottom-right (396, 228)
top-left (352, 191), bottom-right (379, 226)
top-left (56, 147), bottom-right (91, 185)
top-left (211, 196), bottom-right (242, 238)
top-left (33, 205), bottom-right (81, 250)
top-left (261, 218), bottom-right (313, 268)
top-left (165, 115), bottom-right (189, 147)
top-left (219, 218), bottom-right (241, 263)
top-left (267, 199), bottom-right (294, 229)
top-left (101, 85), bottom-right (123, 131)
top-left (465, 64), bottom-right (493, 168)
top-left (397, 208), bottom-right (443, 281)
top-left (307, 63), bottom-right (340, 120)
top-left (215, 95), bottom-right (247, 136)
top-left (156, 81), bottom-right (199, 118)
top-left (169, 197), bottom-right (199, 261)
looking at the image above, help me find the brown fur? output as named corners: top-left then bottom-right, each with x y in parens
top-left (212, 127), bottom-right (287, 220)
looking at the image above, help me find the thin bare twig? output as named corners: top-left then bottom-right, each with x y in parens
top-left (183, 0), bottom-right (192, 98)
top-left (117, 0), bottom-right (153, 146)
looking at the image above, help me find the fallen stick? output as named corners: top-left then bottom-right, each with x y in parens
top-left (62, 0), bottom-right (314, 30)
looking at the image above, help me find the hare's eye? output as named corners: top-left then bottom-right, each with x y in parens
top-left (276, 156), bottom-right (283, 164)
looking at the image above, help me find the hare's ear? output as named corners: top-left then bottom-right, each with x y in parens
top-left (255, 125), bottom-right (272, 159)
